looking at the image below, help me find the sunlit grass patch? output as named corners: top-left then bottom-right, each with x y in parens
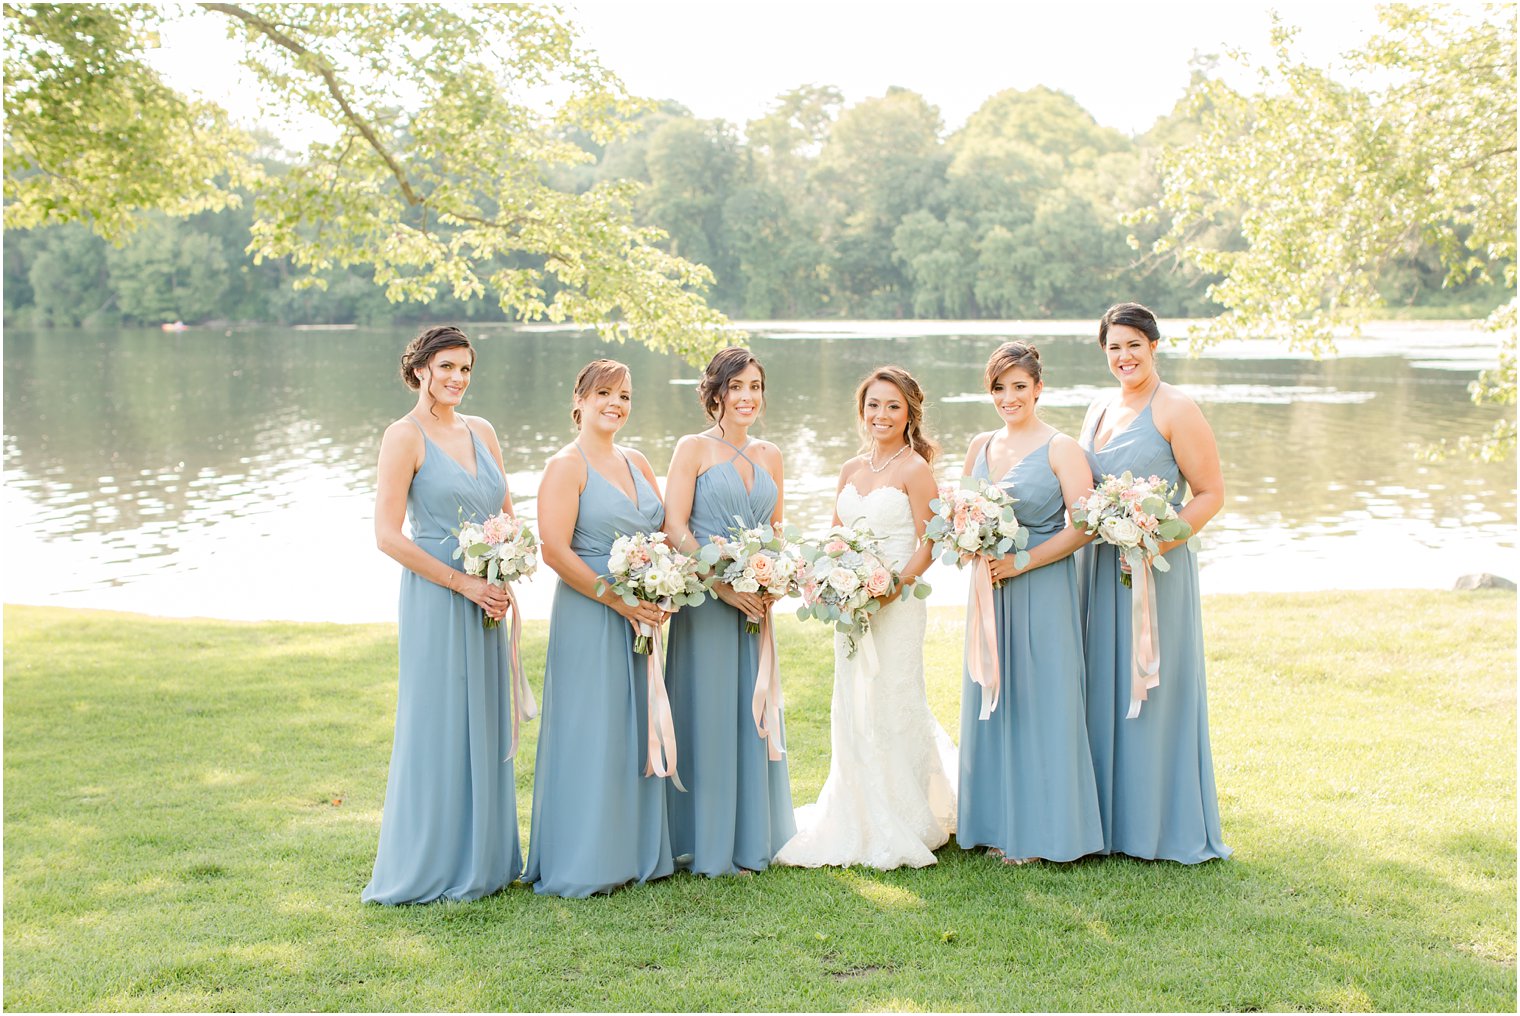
top-left (4, 591), bottom-right (1514, 1011)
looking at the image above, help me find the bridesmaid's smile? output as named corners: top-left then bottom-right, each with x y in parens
top-left (1104, 323), bottom-right (1156, 390)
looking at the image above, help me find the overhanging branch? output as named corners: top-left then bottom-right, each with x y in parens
top-left (197, 2), bottom-right (423, 208)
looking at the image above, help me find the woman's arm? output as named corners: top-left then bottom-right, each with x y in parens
top-left (1156, 390), bottom-right (1224, 552)
top-left (879, 457), bottom-right (938, 604)
top-left (960, 431), bottom-right (991, 481)
top-left (758, 441), bottom-right (785, 528)
top-left (830, 460), bottom-right (855, 528)
top-left (374, 420), bottom-right (507, 618)
top-left (661, 437), bottom-right (704, 555)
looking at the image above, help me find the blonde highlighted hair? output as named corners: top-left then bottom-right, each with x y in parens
top-left (570, 358), bottom-right (631, 426)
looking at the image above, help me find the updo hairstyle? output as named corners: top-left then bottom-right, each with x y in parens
top-left (400, 325), bottom-right (472, 390)
top-left (855, 365), bottom-right (939, 467)
top-left (570, 358), bottom-right (632, 426)
top-left (984, 341), bottom-right (1043, 394)
top-left (697, 346), bottom-right (765, 424)
top-left (1097, 302), bottom-right (1162, 346)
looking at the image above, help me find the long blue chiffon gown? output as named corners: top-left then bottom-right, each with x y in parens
top-left (524, 445), bottom-right (676, 897)
top-left (1079, 391), bottom-right (1231, 863)
top-left (364, 417), bottom-right (521, 904)
top-left (957, 436), bottom-right (1104, 862)
top-left (664, 436), bottom-right (795, 875)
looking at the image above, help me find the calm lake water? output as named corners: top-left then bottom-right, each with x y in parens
top-left (4, 320), bottom-right (1514, 621)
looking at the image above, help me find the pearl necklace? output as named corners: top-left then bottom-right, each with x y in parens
top-left (868, 443), bottom-right (910, 473)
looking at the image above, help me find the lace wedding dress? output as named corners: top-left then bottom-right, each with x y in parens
top-left (775, 482), bottom-right (959, 869)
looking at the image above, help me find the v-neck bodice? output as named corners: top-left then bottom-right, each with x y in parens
top-left (571, 446), bottom-right (664, 569)
top-left (405, 418), bottom-right (506, 557)
top-left (973, 435), bottom-right (1066, 543)
top-left (1080, 399), bottom-right (1183, 505)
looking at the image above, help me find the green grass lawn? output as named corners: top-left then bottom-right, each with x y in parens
top-left (4, 591), bottom-right (1515, 1011)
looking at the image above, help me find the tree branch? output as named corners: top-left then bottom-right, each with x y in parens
top-left (197, 2), bottom-right (423, 208)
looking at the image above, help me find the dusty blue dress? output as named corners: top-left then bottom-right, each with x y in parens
top-left (664, 436), bottom-right (796, 875)
top-left (1079, 392), bottom-right (1231, 863)
top-left (524, 445), bottom-right (676, 897)
top-left (957, 436), bottom-right (1104, 861)
top-left (364, 416), bottom-right (521, 904)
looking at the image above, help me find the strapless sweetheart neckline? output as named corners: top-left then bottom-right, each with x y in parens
top-left (841, 481), bottom-right (910, 503)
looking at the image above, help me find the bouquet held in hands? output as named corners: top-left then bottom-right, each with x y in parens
top-left (452, 511), bottom-right (538, 629)
top-left (597, 531), bottom-right (706, 653)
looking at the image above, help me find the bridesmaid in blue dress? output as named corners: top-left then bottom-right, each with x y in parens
top-left (365, 325), bottom-right (521, 904)
top-left (957, 341), bottom-right (1104, 865)
top-left (525, 359), bottom-right (678, 897)
top-left (1078, 302), bottom-right (1231, 864)
top-left (662, 347), bottom-right (795, 876)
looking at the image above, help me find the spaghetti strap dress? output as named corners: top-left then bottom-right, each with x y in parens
top-left (1078, 392), bottom-right (1230, 863)
top-left (664, 436), bottom-right (796, 875)
top-left (363, 417), bottom-right (521, 904)
top-left (524, 445), bottom-right (676, 897)
top-left (957, 436), bottom-right (1104, 861)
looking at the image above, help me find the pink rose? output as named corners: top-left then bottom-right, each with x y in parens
top-left (824, 539), bottom-right (849, 556)
top-left (864, 566), bottom-right (892, 598)
top-left (482, 514), bottom-right (513, 544)
top-left (748, 553), bottom-right (774, 584)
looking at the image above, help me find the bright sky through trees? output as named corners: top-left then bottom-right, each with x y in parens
top-left (149, 1), bottom-right (1386, 140)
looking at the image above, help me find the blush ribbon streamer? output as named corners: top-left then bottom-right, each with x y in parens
top-left (1127, 557), bottom-right (1162, 719)
top-left (752, 607), bottom-right (787, 761)
top-left (965, 555), bottom-right (1001, 720)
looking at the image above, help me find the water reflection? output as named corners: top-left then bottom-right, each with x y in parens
top-left (3, 322), bottom-right (1513, 621)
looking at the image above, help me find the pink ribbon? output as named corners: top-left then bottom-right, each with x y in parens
top-left (965, 555), bottom-right (1000, 720)
top-left (502, 586), bottom-right (538, 762)
top-left (641, 623), bottom-right (686, 792)
top-left (752, 607), bottom-right (786, 761)
top-left (1127, 556), bottom-right (1162, 719)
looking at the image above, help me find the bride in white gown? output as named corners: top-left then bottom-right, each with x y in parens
top-left (776, 366), bottom-right (958, 870)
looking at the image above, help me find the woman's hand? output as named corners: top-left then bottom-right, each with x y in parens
top-left (876, 578), bottom-right (907, 607)
top-left (610, 595), bottom-right (668, 631)
top-left (714, 582), bottom-right (767, 623)
top-left (462, 575), bottom-right (511, 621)
top-left (987, 555), bottom-right (1023, 584)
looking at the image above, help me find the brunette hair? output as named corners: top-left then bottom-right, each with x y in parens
top-left (984, 340), bottom-right (1043, 392)
top-left (855, 365), bottom-right (939, 467)
top-left (697, 346), bottom-right (765, 425)
top-left (1098, 302), bottom-right (1161, 346)
top-left (570, 358), bottom-right (631, 426)
top-left (400, 325), bottom-right (472, 390)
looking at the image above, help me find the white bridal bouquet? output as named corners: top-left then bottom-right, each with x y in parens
top-left (795, 522), bottom-right (929, 658)
top-left (452, 511), bottom-right (539, 629)
top-left (596, 531), bottom-right (707, 653)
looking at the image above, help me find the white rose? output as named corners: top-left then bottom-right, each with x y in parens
top-left (732, 576), bottom-right (760, 593)
top-left (956, 528), bottom-right (982, 552)
top-left (462, 553), bottom-right (483, 576)
top-left (827, 567), bottom-right (860, 596)
top-left (1101, 516), bottom-right (1143, 547)
top-left (608, 549), bottom-right (628, 575)
top-left (997, 517), bottom-right (1019, 537)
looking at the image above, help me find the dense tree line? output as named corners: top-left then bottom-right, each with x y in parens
top-left (3, 80), bottom-right (1495, 328)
